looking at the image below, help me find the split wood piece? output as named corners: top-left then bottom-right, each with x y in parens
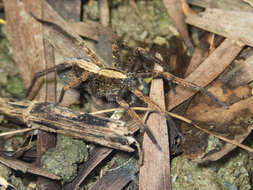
top-left (63, 146), bottom-right (113, 190)
top-left (28, 102), bottom-right (135, 152)
top-left (0, 153), bottom-right (60, 180)
top-left (0, 98), bottom-right (135, 152)
top-left (139, 64), bottom-right (171, 190)
top-left (167, 39), bottom-right (243, 110)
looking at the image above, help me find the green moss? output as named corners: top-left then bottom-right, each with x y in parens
top-left (171, 148), bottom-right (253, 190)
top-left (171, 157), bottom-right (221, 190)
top-left (41, 135), bottom-right (89, 183)
top-left (6, 76), bottom-right (25, 96)
top-left (111, 0), bottom-right (176, 44)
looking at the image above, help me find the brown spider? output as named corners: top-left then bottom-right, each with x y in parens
top-left (27, 16), bottom-right (227, 150)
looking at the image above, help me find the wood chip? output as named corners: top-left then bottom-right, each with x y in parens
top-left (139, 64), bottom-right (171, 190)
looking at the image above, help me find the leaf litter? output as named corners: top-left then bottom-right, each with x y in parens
top-left (0, 0), bottom-right (253, 190)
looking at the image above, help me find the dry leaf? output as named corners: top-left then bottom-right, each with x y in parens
top-left (167, 39), bottom-right (243, 110)
top-left (163, 0), bottom-right (193, 50)
top-left (180, 51), bottom-right (253, 162)
top-left (186, 8), bottom-right (253, 47)
top-left (187, 0), bottom-right (253, 11)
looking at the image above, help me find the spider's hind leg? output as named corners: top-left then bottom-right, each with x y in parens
top-left (26, 63), bottom-right (72, 99)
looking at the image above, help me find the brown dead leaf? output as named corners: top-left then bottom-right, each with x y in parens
top-left (89, 155), bottom-right (137, 190)
top-left (187, 0), bottom-right (253, 11)
top-left (181, 96), bottom-right (253, 162)
top-left (186, 8), bottom-right (253, 47)
top-left (4, 0), bottom-right (45, 91)
top-left (47, 0), bottom-right (81, 21)
top-left (184, 33), bottom-right (211, 77)
top-left (167, 39), bottom-right (243, 110)
top-left (68, 21), bottom-right (118, 42)
top-left (219, 52), bottom-right (253, 88)
top-left (163, 0), bottom-right (194, 50)
top-left (180, 50), bottom-right (253, 162)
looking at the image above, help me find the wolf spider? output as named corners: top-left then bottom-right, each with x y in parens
top-left (27, 16), bottom-right (227, 150)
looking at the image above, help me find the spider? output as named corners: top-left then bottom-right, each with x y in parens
top-left (27, 16), bottom-right (227, 150)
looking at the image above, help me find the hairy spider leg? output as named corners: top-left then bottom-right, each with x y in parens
top-left (26, 63), bottom-right (72, 99)
top-left (57, 71), bottom-right (91, 105)
top-left (153, 71), bottom-right (228, 108)
top-left (78, 41), bottom-right (105, 67)
top-left (135, 47), bottom-right (176, 94)
top-left (135, 47), bottom-right (227, 108)
top-left (135, 47), bottom-right (171, 74)
top-left (113, 44), bottom-right (182, 142)
top-left (115, 97), bottom-right (162, 151)
top-left (30, 13), bottom-right (105, 68)
top-left (127, 85), bottom-right (183, 142)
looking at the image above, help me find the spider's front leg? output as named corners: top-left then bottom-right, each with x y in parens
top-left (134, 47), bottom-right (176, 94)
top-left (135, 47), bottom-right (227, 108)
top-left (115, 96), bottom-right (162, 151)
top-left (152, 71), bottom-right (228, 108)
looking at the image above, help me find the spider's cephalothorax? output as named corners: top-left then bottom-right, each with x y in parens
top-left (27, 16), bottom-right (227, 151)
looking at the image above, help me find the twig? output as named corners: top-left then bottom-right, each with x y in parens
top-left (0, 153), bottom-right (60, 180)
top-left (0, 128), bottom-right (34, 137)
top-left (91, 107), bottom-right (253, 153)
